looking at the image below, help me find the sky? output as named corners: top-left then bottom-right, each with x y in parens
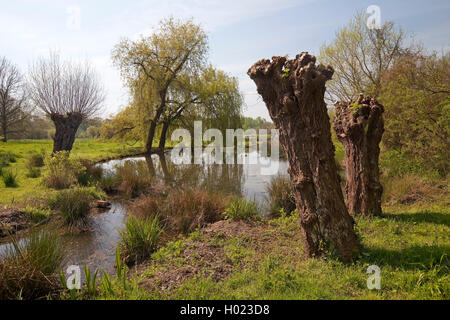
top-left (1, 0), bottom-right (449, 120)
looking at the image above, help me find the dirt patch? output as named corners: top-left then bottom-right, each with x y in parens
top-left (136, 219), bottom-right (276, 291)
top-left (0, 208), bottom-right (28, 238)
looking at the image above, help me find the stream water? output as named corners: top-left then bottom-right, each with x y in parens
top-left (0, 150), bottom-right (288, 274)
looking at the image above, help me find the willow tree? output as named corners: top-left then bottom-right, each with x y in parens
top-left (112, 17), bottom-right (208, 155)
top-left (248, 53), bottom-right (359, 262)
top-left (319, 11), bottom-right (409, 102)
top-left (28, 53), bottom-right (104, 153)
top-left (334, 94), bottom-right (384, 216)
top-left (0, 57), bottom-right (28, 142)
top-left (157, 65), bottom-right (243, 150)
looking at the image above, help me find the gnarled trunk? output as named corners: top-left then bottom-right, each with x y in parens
top-left (51, 112), bottom-right (83, 154)
top-left (248, 52), bottom-right (359, 262)
top-left (333, 95), bottom-right (384, 216)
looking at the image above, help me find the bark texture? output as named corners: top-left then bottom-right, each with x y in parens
top-left (333, 94), bottom-right (384, 216)
top-left (51, 112), bottom-right (83, 154)
top-left (248, 52), bottom-right (359, 262)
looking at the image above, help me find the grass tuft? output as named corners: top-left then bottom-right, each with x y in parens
top-left (266, 175), bottom-right (296, 218)
top-left (0, 230), bottom-right (65, 300)
top-left (119, 216), bottom-right (163, 265)
top-left (223, 198), bottom-right (260, 221)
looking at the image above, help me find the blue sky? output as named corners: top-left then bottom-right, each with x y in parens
top-left (1, 0), bottom-right (449, 120)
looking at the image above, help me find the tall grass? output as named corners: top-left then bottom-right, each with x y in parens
top-left (266, 175), bottom-right (296, 218)
top-left (0, 230), bottom-right (65, 299)
top-left (1, 168), bottom-right (18, 187)
top-left (114, 161), bottom-right (154, 198)
top-left (77, 159), bottom-right (104, 187)
top-left (223, 198), bottom-right (260, 221)
top-left (48, 187), bottom-right (100, 226)
top-left (119, 216), bottom-right (163, 265)
top-left (131, 188), bottom-right (230, 234)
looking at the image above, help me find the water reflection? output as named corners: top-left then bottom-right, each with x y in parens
top-left (101, 150), bottom-right (288, 207)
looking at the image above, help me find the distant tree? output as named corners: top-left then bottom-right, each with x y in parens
top-left (0, 57), bottom-right (28, 142)
top-left (379, 51), bottom-right (450, 175)
top-left (158, 65), bottom-right (243, 150)
top-left (112, 17), bottom-right (208, 154)
top-left (319, 11), bottom-right (411, 102)
top-left (28, 53), bottom-right (105, 153)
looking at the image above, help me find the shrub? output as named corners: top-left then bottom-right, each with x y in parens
top-left (42, 151), bottom-right (85, 189)
top-left (0, 230), bottom-right (65, 299)
top-left (266, 175), bottom-right (296, 218)
top-left (48, 187), bottom-right (99, 225)
top-left (1, 168), bottom-right (18, 187)
top-left (131, 188), bottom-right (230, 234)
top-left (223, 198), bottom-right (260, 221)
top-left (119, 216), bottom-right (163, 265)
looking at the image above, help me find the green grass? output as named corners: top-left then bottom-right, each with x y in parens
top-left (23, 206), bottom-right (52, 224)
top-left (0, 139), bottom-right (143, 204)
top-left (223, 198), bottom-right (260, 221)
top-left (48, 187), bottom-right (105, 226)
top-left (76, 201), bottom-right (448, 300)
top-left (119, 216), bottom-right (164, 265)
top-left (0, 230), bottom-right (65, 299)
top-left (1, 168), bottom-right (18, 187)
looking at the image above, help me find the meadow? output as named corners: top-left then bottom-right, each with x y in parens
top-left (0, 139), bottom-right (143, 204)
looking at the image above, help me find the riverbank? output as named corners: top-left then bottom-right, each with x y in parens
top-left (76, 199), bottom-right (449, 300)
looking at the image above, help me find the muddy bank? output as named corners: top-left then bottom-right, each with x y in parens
top-left (134, 219), bottom-right (278, 292)
top-left (0, 209), bottom-right (28, 238)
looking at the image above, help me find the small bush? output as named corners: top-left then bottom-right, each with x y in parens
top-left (266, 175), bottom-right (296, 218)
top-left (0, 230), bottom-right (65, 299)
top-left (48, 187), bottom-right (99, 225)
top-left (1, 168), bottom-right (18, 187)
top-left (223, 198), bottom-right (260, 221)
top-left (42, 151), bottom-right (85, 189)
top-left (119, 216), bottom-right (163, 265)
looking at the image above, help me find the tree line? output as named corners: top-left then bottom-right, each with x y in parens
top-left (0, 18), bottom-right (243, 155)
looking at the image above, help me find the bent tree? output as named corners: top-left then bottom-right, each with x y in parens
top-left (29, 53), bottom-right (104, 153)
top-left (248, 52), bottom-right (359, 262)
top-left (333, 94), bottom-right (384, 216)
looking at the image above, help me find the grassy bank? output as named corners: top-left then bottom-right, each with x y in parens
top-left (57, 199), bottom-right (448, 300)
top-left (0, 139), bottom-right (143, 204)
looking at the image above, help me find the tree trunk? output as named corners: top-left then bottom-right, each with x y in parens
top-left (51, 112), bottom-right (83, 154)
top-left (248, 52), bottom-right (359, 262)
top-left (159, 121), bottom-right (169, 151)
top-left (333, 94), bottom-right (384, 216)
top-left (2, 124), bottom-right (7, 142)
